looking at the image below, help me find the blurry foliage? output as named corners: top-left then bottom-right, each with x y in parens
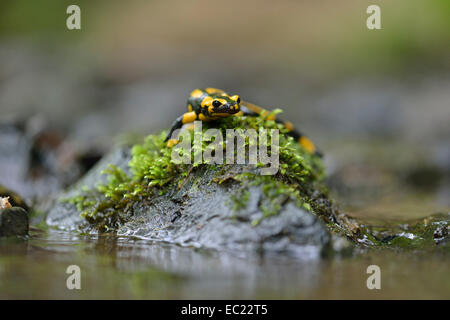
top-left (0, 0), bottom-right (449, 75)
top-left (0, 0), bottom-right (83, 36)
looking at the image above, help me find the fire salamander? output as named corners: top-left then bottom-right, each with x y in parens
top-left (165, 88), bottom-right (322, 156)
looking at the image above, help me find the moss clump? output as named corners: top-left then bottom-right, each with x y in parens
top-left (216, 109), bottom-right (325, 183)
top-left (67, 109), bottom-right (325, 231)
top-left (66, 132), bottom-right (185, 230)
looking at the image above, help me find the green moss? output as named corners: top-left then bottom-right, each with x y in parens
top-left (352, 213), bottom-right (450, 250)
top-left (231, 173), bottom-right (318, 226)
top-left (67, 109), bottom-right (325, 231)
top-left (217, 109), bottom-right (325, 182)
top-left (230, 189), bottom-right (250, 212)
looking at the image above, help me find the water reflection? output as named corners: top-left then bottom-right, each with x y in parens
top-left (0, 229), bottom-right (448, 299)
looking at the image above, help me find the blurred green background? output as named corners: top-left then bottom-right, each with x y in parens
top-left (1, 0), bottom-right (449, 73)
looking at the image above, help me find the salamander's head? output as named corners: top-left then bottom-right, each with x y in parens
top-left (203, 93), bottom-right (241, 117)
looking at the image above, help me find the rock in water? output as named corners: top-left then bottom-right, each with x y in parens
top-left (0, 207), bottom-right (29, 237)
top-left (47, 146), bottom-right (342, 257)
top-left (47, 115), bottom-right (352, 257)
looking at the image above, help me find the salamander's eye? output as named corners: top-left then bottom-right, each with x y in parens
top-left (231, 95), bottom-right (240, 103)
top-left (212, 100), bottom-right (221, 107)
top-left (237, 97), bottom-right (241, 103)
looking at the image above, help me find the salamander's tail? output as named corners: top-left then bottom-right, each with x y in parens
top-left (241, 101), bottom-right (323, 157)
top-left (285, 127), bottom-right (323, 157)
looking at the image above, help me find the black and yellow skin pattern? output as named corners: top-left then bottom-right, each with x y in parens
top-left (165, 88), bottom-right (322, 157)
top-left (165, 88), bottom-right (241, 147)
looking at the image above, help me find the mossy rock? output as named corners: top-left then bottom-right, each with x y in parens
top-left (0, 207), bottom-right (29, 237)
top-left (47, 112), bottom-right (356, 255)
top-left (357, 213), bottom-right (450, 250)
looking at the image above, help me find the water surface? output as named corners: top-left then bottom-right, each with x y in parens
top-left (1, 226), bottom-right (448, 299)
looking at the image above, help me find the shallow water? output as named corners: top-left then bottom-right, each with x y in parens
top-left (0, 226), bottom-right (448, 299)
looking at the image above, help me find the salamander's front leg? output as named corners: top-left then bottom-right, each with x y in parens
top-left (165, 111), bottom-right (197, 147)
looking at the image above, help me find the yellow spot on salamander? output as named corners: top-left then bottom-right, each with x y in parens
top-left (190, 89), bottom-right (203, 98)
top-left (259, 110), bottom-right (276, 120)
top-left (241, 101), bottom-right (264, 114)
top-left (201, 96), bottom-right (213, 108)
top-left (213, 113), bottom-right (232, 117)
top-left (167, 139), bottom-right (179, 148)
top-left (284, 121), bottom-right (294, 132)
top-left (198, 114), bottom-right (211, 121)
top-left (182, 111), bottom-right (197, 124)
top-left (205, 88), bottom-right (225, 95)
top-left (299, 136), bottom-right (316, 154)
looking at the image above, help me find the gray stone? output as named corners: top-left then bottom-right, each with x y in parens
top-left (0, 207), bottom-right (29, 237)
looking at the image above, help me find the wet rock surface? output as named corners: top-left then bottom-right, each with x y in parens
top-left (47, 147), bottom-right (335, 257)
top-left (432, 221), bottom-right (449, 245)
top-left (123, 185), bottom-right (331, 255)
top-left (0, 207), bottom-right (29, 237)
